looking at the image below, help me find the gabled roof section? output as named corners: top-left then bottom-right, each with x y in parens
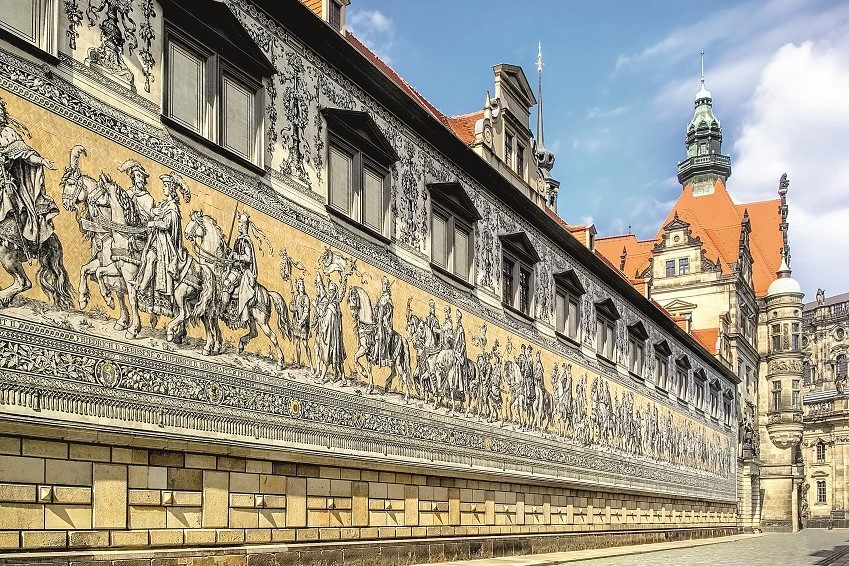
top-left (594, 298), bottom-right (621, 320)
top-left (493, 64), bottom-right (536, 108)
top-left (628, 321), bottom-right (649, 340)
top-left (553, 269), bottom-right (586, 295)
top-left (663, 298), bottom-right (698, 312)
top-left (676, 354), bottom-right (692, 369)
top-left (500, 232), bottom-right (540, 264)
top-left (428, 182), bottom-right (481, 221)
top-left (161, 0), bottom-right (276, 76)
top-left (322, 108), bottom-right (399, 165)
top-left (654, 339), bottom-right (672, 356)
top-left (662, 211), bottom-right (691, 232)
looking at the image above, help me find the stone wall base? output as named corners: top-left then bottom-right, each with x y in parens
top-left (0, 527), bottom-right (739, 566)
top-left (807, 519), bottom-right (849, 529)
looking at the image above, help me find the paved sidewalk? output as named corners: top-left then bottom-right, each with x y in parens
top-left (412, 533), bottom-right (758, 566)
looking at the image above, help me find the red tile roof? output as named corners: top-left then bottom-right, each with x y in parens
top-left (691, 328), bottom-right (720, 355)
top-left (597, 179), bottom-right (782, 297)
top-left (446, 110), bottom-right (484, 145)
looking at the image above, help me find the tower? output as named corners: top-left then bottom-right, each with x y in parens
top-left (757, 174), bottom-right (805, 531)
top-left (534, 43), bottom-right (559, 209)
top-left (677, 52), bottom-right (732, 196)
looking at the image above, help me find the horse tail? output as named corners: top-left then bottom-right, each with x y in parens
top-left (270, 290), bottom-right (291, 341)
top-left (189, 262), bottom-right (217, 324)
top-left (37, 233), bottom-right (75, 310)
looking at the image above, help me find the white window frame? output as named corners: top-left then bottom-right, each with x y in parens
top-left (430, 203), bottom-right (474, 283)
top-left (0, 0), bottom-right (57, 56)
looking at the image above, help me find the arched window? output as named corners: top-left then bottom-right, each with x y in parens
top-left (816, 442), bottom-right (826, 462)
top-left (837, 354), bottom-right (848, 382)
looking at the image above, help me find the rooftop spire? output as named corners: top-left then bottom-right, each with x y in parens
top-left (696, 50), bottom-right (711, 101)
top-left (535, 42), bottom-right (555, 172)
top-left (778, 173), bottom-right (791, 267)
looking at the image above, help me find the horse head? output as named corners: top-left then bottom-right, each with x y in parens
top-left (185, 210), bottom-right (207, 242)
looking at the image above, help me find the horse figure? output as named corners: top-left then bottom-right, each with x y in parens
top-left (60, 145), bottom-right (129, 328)
top-left (405, 301), bottom-right (468, 414)
top-left (347, 286), bottom-right (412, 401)
top-left (184, 211), bottom-right (291, 368)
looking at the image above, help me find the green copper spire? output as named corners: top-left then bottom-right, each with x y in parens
top-left (677, 51), bottom-right (732, 196)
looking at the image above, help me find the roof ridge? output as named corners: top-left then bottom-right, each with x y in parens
top-left (449, 110), bottom-right (485, 119)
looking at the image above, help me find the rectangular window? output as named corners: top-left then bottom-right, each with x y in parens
top-left (665, 260), bottom-right (675, 277)
top-left (516, 143), bottom-right (525, 176)
top-left (816, 480), bottom-right (826, 504)
top-left (656, 357), bottom-right (669, 390)
top-left (711, 388), bottom-right (720, 418)
top-left (679, 257), bottom-right (690, 275)
top-left (223, 77), bottom-right (254, 158)
top-left (362, 168), bottom-right (385, 231)
top-left (771, 324), bottom-right (782, 353)
top-left (723, 398), bottom-right (732, 424)
top-left (817, 443), bottom-right (826, 462)
top-left (676, 367), bottom-right (688, 399)
top-left (792, 379), bottom-right (800, 409)
top-left (328, 0), bottom-right (342, 31)
top-left (505, 132), bottom-right (514, 168)
top-left (596, 315), bottom-right (615, 360)
top-left (772, 380), bottom-right (782, 411)
top-left (518, 266), bottom-right (532, 315)
top-left (694, 378), bottom-right (705, 410)
top-left (168, 43), bottom-right (205, 132)
top-left (791, 323), bottom-right (801, 351)
top-left (431, 212), bottom-right (448, 268)
top-left (502, 257), bottom-right (514, 306)
top-left (628, 336), bottom-right (644, 376)
top-left (454, 226), bottom-right (470, 280)
top-left (328, 147), bottom-right (352, 213)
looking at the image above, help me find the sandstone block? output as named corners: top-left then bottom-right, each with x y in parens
top-left (172, 490), bottom-right (202, 507)
top-left (129, 505), bottom-right (166, 529)
top-left (93, 464), bottom-right (127, 528)
top-left (230, 508), bottom-right (259, 529)
top-left (0, 455), bottom-right (44, 484)
top-left (0, 482), bottom-right (35, 502)
top-left (270, 528), bottom-right (296, 542)
top-left (216, 529), bottom-right (245, 544)
top-left (259, 474), bottom-right (285, 495)
top-left (258, 509), bottom-right (286, 528)
top-left (0, 437), bottom-right (20, 456)
top-left (185, 453), bottom-right (216, 469)
top-left (184, 528), bottom-right (216, 545)
top-left (70, 443), bottom-right (110, 462)
top-left (246, 460), bottom-right (272, 474)
top-left (217, 456), bottom-right (245, 472)
top-left (0, 530), bottom-right (18, 549)
top-left (285, 477), bottom-right (306, 528)
top-left (149, 529), bottom-right (183, 546)
top-left (0, 503), bottom-right (43, 529)
top-left (46, 459), bottom-right (92, 486)
top-left (53, 486), bottom-right (92, 505)
top-left (110, 529), bottom-right (149, 547)
top-left (245, 528), bottom-right (271, 543)
top-left (149, 451), bottom-right (183, 468)
top-left (21, 530), bottom-right (66, 549)
top-left (128, 489), bottom-right (161, 506)
top-left (148, 466), bottom-right (168, 490)
top-left (166, 507), bottom-right (201, 528)
top-left (68, 530), bottom-right (109, 548)
top-left (230, 472), bottom-right (259, 494)
top-left (202, 470), bottom-right (229, 528)
top-left (23, 439), bottom-right (67, 459)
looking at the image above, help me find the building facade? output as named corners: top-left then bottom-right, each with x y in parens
top-left (595, 73), bottom-right (805, 531)
top-left (0, 1), bottom-right (742, 563)
top-left (801, 291), bottom-right (849, 528)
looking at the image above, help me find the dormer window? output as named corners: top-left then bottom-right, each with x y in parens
top-left (429, 183), bottom-right (480, 284)
top-left (654, 340), bottom-right (672, 390)
top-left (328, 0), bottom-right (343, 31)
top-left (554, 270), bottom-right (585, 342)
top-left (516, 142), bottom-right (525, 178)
top-left (675, 355), bottom-right (691, 400)
top-left (693, 370), bottom-right (707, 411)
top-left (665, 260), bottom-right (675, 277)
top-left (594, 299), bottom-right (620, 362)
top-left (500, 232), bottom-right (539, 318)
top-left (627, 322), bottom-right (648, 378)
top-left (162, 0), bottom-right (275, 168)
top-left (678, 258), bottom-right (690, 275)
top-left (505, 132), bottom-right (514, 169)
top-left (323, 109), bottom-right (399, 240)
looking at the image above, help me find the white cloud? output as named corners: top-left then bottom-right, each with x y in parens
top-left (586, 106), bottom-right (628, 120)
top-left (731, 39), bottom-right (849, 296)
top-left (346, 9), bottom-right (396, 65)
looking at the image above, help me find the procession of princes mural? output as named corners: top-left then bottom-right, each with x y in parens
top-left (0, 94), bottom-right (731, 479)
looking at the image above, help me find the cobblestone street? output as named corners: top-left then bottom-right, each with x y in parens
top-left (569, 530), bottom-right (849, 566)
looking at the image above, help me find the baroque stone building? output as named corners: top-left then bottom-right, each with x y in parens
top-left (595, 71), bottom-right (805, 531)
top-left (0, 0), bottom-right (739, 563)
top-left (801, 291), bottom-right (849, 528)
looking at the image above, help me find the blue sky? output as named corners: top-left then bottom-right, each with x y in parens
top-left (346, 0), bottom-right (849, 298)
